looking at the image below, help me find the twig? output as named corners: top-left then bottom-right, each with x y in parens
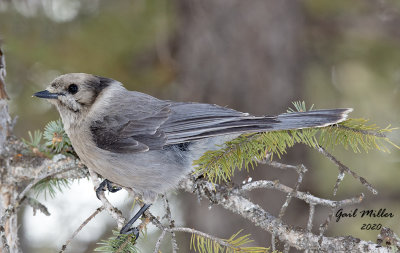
top-left (23, 197), bottom-right (50, 216)
top-left (307, 204), bottom-right (315, 232)
top-left (153, 229), bottom-right (167, 253)
top-left (337, 124), bottom-right (386, 138)
top-left (163, 196), bottom-right (178, 253)
top-left (59, 206), bottom-right (104, 253)
top-left (333, 171), bottom-right (345, 196)
top-left (271, 234), bottom-right (276, 251)
top-left (260, 159), bottom-right (302, 172)
top-left (145, 209), bottom-right (166, 233)
top-left (239, 180), bottom-right (364, 208)
top-left (17, 166), bottom-right (75, 203)
top-left (317, 146), bottom-right (378, 195)
top-left (304, 204), bottom-right (316, 253)
top-left (279, 164), bottom-right (306, 218)
top-left (319, 207), bottom-right (337, 241)
top-left (115, 236), bottom-right (133, 253)
top-left (260, 158), bottom-right (309, 219)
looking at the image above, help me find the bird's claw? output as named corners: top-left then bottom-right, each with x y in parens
top-left (119, 204), bottom-right (151, 239)
top-left (96, 179), bottom-right (121, 200)
top-left (120, 227), bottom-right (140, 239)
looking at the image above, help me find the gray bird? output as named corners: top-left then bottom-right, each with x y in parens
top-left (34, 73), bottom-right (352, 235)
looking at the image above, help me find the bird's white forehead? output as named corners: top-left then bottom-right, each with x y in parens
top-left (53, 73), bottom-right (94, 84)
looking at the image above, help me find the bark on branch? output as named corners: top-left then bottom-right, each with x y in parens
top-left (179, 177), bottom-right (391, 252)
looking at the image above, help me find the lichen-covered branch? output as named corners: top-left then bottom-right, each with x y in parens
top-left (180, 177), bottom-right (391, 252)
top-left (0, 138), bottom-right (87, 253)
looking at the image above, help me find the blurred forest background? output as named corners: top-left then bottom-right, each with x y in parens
top-left (1, 0), bottom-right (400, 252)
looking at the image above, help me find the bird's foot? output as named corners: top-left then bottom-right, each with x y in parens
top-left (119, 204), bottom-right (151, 239)
top-left (96, 179), bottom-right (122, 200)
top-left (120, 227), bottom-right (140, 240)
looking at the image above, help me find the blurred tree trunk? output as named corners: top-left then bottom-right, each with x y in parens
top-left (0, 47), bottom-right (20, 253)
top-left (174, 0), bottom-right (306, 247)
top-left (175, 0), bottom-right (304, 114)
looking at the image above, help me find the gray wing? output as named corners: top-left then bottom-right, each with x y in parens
top-left (90, 91), bottom-right (351, 153)
top-left (161, 102), bottom-right (252, 144)
top-left (90, 91), bottom-right (171, 153)
top-left (89, 92), bottom-right (252, 153)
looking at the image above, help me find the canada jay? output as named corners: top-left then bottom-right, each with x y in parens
top-left (34, 73), bottom-right (352, 235)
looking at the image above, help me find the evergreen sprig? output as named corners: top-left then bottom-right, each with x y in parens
top-left (43, 119), bottom-right (72, 153)
top-left (33, 178), bottom-right (70, 200)
top-left (22, 130), bottom-right (47, 157)
top-left (95, 230), bottom-right (138, 253)
top-left (190, 230), bottom-right (269, 253)
top-left (23, 118), bottom-right (73, 157)
top-left (319, 118), bottom-right (399, 153)
top-left (193, 103), bottom-right (399, 184)
top-left (23, 119), bottom-right (74, 198)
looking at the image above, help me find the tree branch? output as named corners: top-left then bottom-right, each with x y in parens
top-left (317, 146), bottom-right (378, 195)
top-left (239, 179), bottom-right (364, 207)
top-left (59, 206), bottom-right (104, 253)
top-left (180, 177), bottom-right (391, 252)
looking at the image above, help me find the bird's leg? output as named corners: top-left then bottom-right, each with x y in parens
top-left (120, 204), bottom-right (151, 238)
top-left (96, 179), bottom-right (122, 200)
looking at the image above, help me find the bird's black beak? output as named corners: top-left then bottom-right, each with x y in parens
top-left (33, 90), bottom-right (60, 99)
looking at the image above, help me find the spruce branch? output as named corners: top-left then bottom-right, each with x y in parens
top-left (95, 230), bottom-right (138, 253)
top-left (43, 119), bottom-right (72, 154)
top-left (189, 229), bottom-right (268, 253)
top-left (193, 114), bottom-right (398, 185)
top-left (22, 118), bottom-right (74, 159)
top-left (318, 119), bottom-right (399, 153)
top-left (32, 178), bottom-right (71, 200)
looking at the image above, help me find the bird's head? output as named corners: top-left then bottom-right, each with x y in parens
top-left (34, 73), bottom-right (115, 126)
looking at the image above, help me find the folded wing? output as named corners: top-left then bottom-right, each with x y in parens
top-left (90, 91), bottom-right (352, 153)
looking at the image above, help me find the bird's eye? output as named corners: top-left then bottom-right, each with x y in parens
top-left (68, 84), bottom-right (78, 94)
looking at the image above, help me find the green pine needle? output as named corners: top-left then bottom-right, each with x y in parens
top-left (190, 230), bottom-right (269, 253)
top-left (23, 118), bottom-right (73, 157)
top-left (287, 101), bottom-right (314, 113)
top-left (33, 178), bottom-right (71, 200)
top-left (22, 130), bottom-right (46, 155)
top-left (319, 118), bottom-right (399, 153)
top-left (43, 119), bottom-right (72, 153)
top-left (95, 230), bottom-right (138, 253)
top-left (23, 119), bottom-right (74, 199)
top-left (194, 102), bottom-right (399, 184)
